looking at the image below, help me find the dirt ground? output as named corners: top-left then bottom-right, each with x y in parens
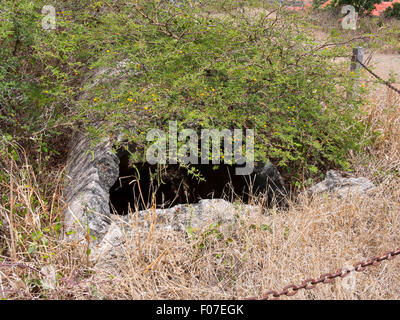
top-left (368, 53), bottom-right (400, 84)
top-left (362, 52), bottom-right (400, 109)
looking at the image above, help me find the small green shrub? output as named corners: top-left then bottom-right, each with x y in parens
top-left (384, 3), bottom-right (400, 19)
top-left (312, 0), bottom-right (327, 9)
top-left (331, 0), bottom-right (382, 13)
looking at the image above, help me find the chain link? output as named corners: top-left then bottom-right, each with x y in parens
top-left (247, 246), bottom-right (400, 300)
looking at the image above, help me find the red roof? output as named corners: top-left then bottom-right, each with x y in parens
top-left (371, 0), bottom-right (400, 16)
top-left (292, 0), bottom-right (400, 16)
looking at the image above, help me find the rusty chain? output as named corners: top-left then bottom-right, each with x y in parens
top-left (247, 246), bottom-right (400, 300)
top-left (356, 57), bottom-right (400, 95)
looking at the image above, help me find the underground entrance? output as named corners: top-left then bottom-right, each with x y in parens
top-left (109, 154), bottom-right (287, 215)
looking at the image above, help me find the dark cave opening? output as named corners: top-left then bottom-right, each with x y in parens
top-left (109, 154), bottom-right (284, 215)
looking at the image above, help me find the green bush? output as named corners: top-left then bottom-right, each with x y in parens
top-left (0, 1), bottom-right (40, 138)
top-left (0, 0), bottom-right (372, 183)
top-left (384, 3), bottom-right (400, 18)
top-left (331, 0), bottom-right (382, 13)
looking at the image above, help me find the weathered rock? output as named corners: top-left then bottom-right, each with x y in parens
top-left (93, 199), bottom-right (262, 264)
top-left (63, 131), bottom-right (119, 243)
top-left (81, 59), bottom-right (134, 100)
top-left (63, 58), bottom-right (135, 244)
top-left (308, 170), bottom-right (375, 198)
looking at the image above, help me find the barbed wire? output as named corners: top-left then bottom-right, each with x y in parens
top-left (247, 246), bottom-right (400, 300)
top-left (356, 58), bottom-right (400, 96)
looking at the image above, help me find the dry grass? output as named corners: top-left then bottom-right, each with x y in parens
top-left (89, 183), bottom-right (400, 300)
top-left (2, 158), bottom-right (399, 299)
top-left (0, 143), bottom-right (95, 299)
top-left (353, 64), bottom-right (400, 181)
